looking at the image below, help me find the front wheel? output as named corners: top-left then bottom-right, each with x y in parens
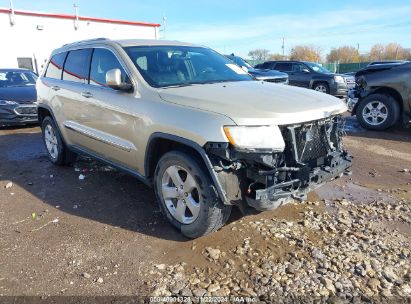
top-left (313, 82), bottom-right (329, 94)
top-left (356, 94), bottom-right (400, 130)
top-left (154, 151), bottom-right (231, 239)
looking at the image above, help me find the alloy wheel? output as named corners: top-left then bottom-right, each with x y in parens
top-left (44, 124), bottom-right (59, 159)
top-left (161, 165), bottom-right (201, 224)
top-left (362, 101), bottom-right (388, 126)
top-left (315, 84), bottom-right (327, 93)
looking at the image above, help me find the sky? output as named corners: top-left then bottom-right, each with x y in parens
top-left (3, 0), bottom-right (411, 58)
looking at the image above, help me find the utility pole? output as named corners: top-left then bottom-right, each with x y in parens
top-left (73, 2), bottom-right (79, 30)
top-left (282, 37), bottom-right (285, 59)
top-left (161, 15), bottom-right (167, 39)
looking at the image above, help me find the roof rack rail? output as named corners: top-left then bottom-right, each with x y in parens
top-left (62, 37), bottom-right (110, 47)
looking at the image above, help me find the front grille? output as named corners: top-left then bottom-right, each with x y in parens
top-left (14, 106), bottom-right (37, 115)
top-left (266, 77), bottom-right (288, 83)
top-left (280, 117), bottom-right (341, 165)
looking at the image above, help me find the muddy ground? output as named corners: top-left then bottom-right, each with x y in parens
top-left (0, 117), bottom-right (410, 298)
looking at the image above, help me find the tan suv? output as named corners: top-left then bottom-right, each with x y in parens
top-left (36, 38), bottom-right (351, 238)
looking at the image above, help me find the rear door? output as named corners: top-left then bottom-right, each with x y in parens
top-left (58, 48), bottom-right (93, 148)
top-left (274, 62), bottom-right (296, 85)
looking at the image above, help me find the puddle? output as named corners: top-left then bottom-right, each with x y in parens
top-left (315, 182), bottom-right (394, 203)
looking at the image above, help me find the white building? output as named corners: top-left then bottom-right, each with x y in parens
top-left (0, 7), bottom-right (160, 73)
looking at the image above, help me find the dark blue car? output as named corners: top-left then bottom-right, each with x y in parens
top-left (225, 55), bottom-right (289, 84)
top-left (0, 69), bottom-right (38, 126)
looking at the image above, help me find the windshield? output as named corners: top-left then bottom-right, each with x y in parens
top-left (305, 62), bottom-right (331, 74)
top-left (0, 71), bottom-right (37, 87)
top-left (124, 46), bottom-right (253, 88)
top-left (230, 56), bottom-right (254, 71)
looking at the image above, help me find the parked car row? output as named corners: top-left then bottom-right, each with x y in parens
top-left (225, 54), bottom-right (289, 84)
top-left (255, 60), bottom-right (355, 97)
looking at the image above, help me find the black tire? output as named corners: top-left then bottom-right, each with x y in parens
top-left (154, 151), bottom-right (232, 239)
top-left (41, 116), bottom-right (77, 165)
top-left (313, 82), bottom-right (330, 94)
top-left (356, 94), bottom-right (400, 131)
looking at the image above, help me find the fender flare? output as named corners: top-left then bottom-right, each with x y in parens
top-left (145, 132), bottom-right (229, 204)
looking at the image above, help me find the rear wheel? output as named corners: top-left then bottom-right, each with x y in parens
top-left (41, 116), bottom-right (77, 165)
top-left (356, 94), bottom-right (400, 130)
top-left (154, 151), bottom-right (231, 239)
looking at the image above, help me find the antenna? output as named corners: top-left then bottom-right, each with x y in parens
top-left (282, 37), bottom-right (285, 59)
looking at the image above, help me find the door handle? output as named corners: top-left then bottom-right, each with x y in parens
top-left (51, 86), bottom-right (60, 91)
top-left (81, 92), bottom-right (93, 98)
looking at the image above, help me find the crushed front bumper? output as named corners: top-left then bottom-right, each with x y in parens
top-left (206, 116), bottom-right (352, 212)
top-left (346, 89), bottom-right (359, 112)
top-left (247, 152), bottom-right (352, 210)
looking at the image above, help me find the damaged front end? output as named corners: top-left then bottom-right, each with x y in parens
top-left (205, 115), bottom-right (352, 211)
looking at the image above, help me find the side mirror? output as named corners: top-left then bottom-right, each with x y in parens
top-left (241, 66), bottom-right (249, 73)
top-left (106, 69), bottom-right (133, 91)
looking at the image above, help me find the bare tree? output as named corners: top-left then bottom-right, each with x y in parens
top-left (369, 43), bottom-right (386, 61)
top-left (327, 46), bottom-right (360, 63)
top-left (384, 43), bottom-right (410, 60)
top-left (248, 49), bottom-right (271, 61)
top-left (290, 45), bottom-right (322, 62)
top-left (269, 53), bottom-right (286, 60)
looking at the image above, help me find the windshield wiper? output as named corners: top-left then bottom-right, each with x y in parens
top-left (160, 83), bottom-right (195, 89)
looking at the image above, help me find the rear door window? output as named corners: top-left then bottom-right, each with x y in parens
top-left (63, 49), bottom-right (92, 83)
top-left (45, 52), bottom-right (67, 79)
top-left (274, 62), bottom-right (292, 72)
top-left (89, 48), bottom-right (130, 87)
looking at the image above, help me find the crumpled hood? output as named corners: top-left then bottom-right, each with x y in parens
top-left (158, 81), bottom-right (347, 125)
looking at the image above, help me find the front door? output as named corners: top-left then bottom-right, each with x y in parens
top-left (290, 63), bottom-right (312, 88)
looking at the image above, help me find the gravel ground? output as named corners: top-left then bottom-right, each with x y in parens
top-left (0, 117), bottom-right (410, 302)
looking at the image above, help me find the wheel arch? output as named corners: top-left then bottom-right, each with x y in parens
top-left (310, 79), bottom-right (330, 90)
top-left (354, 87), bottom-right (403, 114)
top-left (144, 133), bottom-right (229, 204)
top-left (37, 104), bottom-right (55, 124)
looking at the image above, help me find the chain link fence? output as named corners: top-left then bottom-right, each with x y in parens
top-left (322, 62), bottom-right (370, 73)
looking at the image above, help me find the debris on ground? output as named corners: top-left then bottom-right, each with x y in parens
top-left (30, 218), bottom-right (59, 232)
top-left (148, 199), bottom-right (411, 300)
top-left (81, 272), bottom-right (91, 279)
